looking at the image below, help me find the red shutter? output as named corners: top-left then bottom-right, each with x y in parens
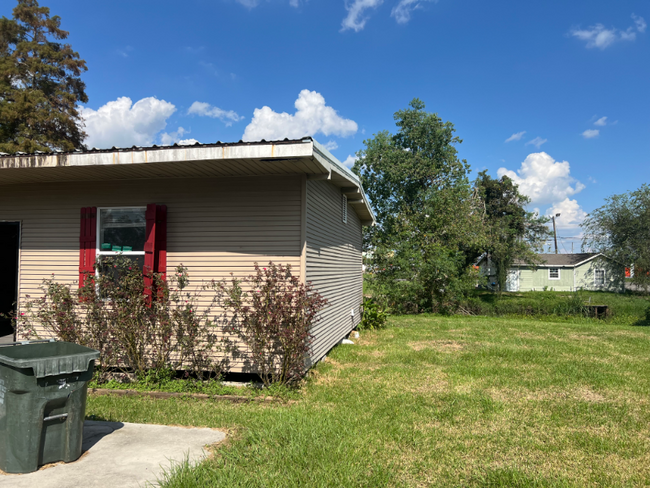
top-left (79, 207), bottom-right (97, 288)
top-left (144, 204), bottom-right (167, 302)
top-left (155, 205), bottom-right (167, 280)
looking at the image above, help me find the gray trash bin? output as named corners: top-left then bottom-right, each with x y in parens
top-left (0, 340), bottom-right (100, 474)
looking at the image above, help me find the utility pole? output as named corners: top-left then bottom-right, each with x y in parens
top-left (552, 213), bottom-right (561, 254)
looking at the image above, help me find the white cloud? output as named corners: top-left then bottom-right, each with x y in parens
top-left (593, 116), bottom-right (607, 126)
top-left (81, 97), bottom-right (176, 149)
top-left (341, 0), bottom-right (383, 32)
top-left (582, 129), bottom-right (599, 139)
top-left (505, 131), bottom-right (526, 143)
top-left (525, 136), bottom-right (547, 149)
top-left (391, 0), bottom-right (435, 24)
top-left (242, 89), bottom-right (358, 141)
top-left (546, 198), bottom-right (587, 229)
top-left (236, 0), bottom-right (305, 8)
top-left (343, 155), bottom-right (359, 168)
top-left (187, 101), bottom-right (244, 127)
top-left (497, 152), bottom-right (585, 205)
top-left (159, 127), bottom-right (200, 146)
top-left (632, 13), bottom-right (647, 33)
top-left (324, 140), bottom-right (339, 151)
top-left (570, 14), bottom-right (646, 49)
top-left (236, 0), bottom-right (260, 8)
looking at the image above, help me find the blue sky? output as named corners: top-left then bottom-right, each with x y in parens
top-left (11, 0), bottom-right (648, 251)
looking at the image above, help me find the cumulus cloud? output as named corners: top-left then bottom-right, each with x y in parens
top-left (505, 131), bottom-right (526, 143)
top-left (391, 0), bottom-right (436, 24)
top-left (81, 97), bottom-right (176, 149)
top-left (187, 102), bottom-right (243, 127)
top-left (497, 152), bottom-right (585, 205)
top-left (582, 129), bottom-right (599, 139)
top-left (546, 198), bottom-right (588, 229)
top-left (525, 136), bottom-right (547, 149)
top-left (341, 0), bottom-right (383, 32)
top-left (242, 89), bottom-right (358, 142)
top-left (159, 127), bottom-right (200, 146)
top-left (323, 140), bottom-right (339, 151)
top-left (593, 116), bottom-right (607, 126)
top-left (342, 155), bottom-right (359, 168)
top-left (570, 14), bottom-right (646, 49)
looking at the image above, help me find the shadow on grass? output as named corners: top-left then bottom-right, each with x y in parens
top-left (632, 319), bottom-right (650, 327)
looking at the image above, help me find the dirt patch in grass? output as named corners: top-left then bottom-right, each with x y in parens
top-left (411, 372), bottom-right (449, 394)
top-left (567, 334), bottom-right (601, 341)
top-left (489, 386), bottom-right (606, 403)
top-left (409, 340), bottom-right (464, 352)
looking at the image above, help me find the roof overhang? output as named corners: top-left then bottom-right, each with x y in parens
top-left (0, 138), bottom-right (375, 225)
top-left (512, 253), bottom-right (609, 268)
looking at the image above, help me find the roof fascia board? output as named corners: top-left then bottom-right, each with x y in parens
top-left (312, 141), bottom-right (375, 224)
top-left (0, 141), bottom-right (314, 170)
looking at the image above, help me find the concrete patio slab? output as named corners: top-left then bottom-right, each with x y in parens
top-left (0, 421), bottom-right (226, 488)
top-left (0, 335), bottom-right (14, 345)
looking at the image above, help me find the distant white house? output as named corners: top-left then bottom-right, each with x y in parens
top-left (478, 253), bottom-right (625, 293)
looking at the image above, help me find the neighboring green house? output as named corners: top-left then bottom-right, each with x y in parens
top-left (479, 253), bottom-right (625, 292)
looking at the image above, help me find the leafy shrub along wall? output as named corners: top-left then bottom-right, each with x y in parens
top-left (13, 259), bottom-right (326, 386)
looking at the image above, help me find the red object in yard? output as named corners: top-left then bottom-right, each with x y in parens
top-left (626, 267), bottom-right (631, 278)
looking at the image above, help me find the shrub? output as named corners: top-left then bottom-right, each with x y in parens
top-left (359, 297), bottom-right (389, 330)
top-left (219, 262), bottom-right (327, 387)
top-left (16, 257), bottom-right (223, 381)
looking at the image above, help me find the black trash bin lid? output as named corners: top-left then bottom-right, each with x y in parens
top-left (0, 341), bottom-right (100, 378)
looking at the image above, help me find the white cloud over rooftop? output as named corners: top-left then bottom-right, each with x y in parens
top-left (242, 89), bottom-right (358, 141)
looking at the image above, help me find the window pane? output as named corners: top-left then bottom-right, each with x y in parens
top-left (550, 268), bottom-right (559, 279)
top-left (97, 255), bottom-right (145, 282)
top-left (595, 270), bottom-right (605, 285)
top-left (99, 208), bottom-right (146, 252)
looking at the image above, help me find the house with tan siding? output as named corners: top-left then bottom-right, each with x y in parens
top-left (0, 138), bottom-right (374, 370)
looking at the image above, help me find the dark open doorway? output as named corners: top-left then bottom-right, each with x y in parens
top-left (0, 222), bottom-right (19, 339)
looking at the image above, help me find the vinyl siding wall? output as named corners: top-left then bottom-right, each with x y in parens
top-left (305, 180), bottom-right (363, 366)
top-left (513, 257), bottom-right (624, 292)
top-left (575, 257), bottom-right (624, 292)
top-left (0, 175), bottom-right (302, 372)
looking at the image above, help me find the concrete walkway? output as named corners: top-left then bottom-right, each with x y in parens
top-left (0, 421), bottom-right (226, 487)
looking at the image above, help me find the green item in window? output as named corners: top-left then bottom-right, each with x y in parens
top-left (112, 246), bottom-right (122, 252)
top-left (101, 243), bottom-right (111, 250)
top-left (122, 246), bottom-right (133, 252)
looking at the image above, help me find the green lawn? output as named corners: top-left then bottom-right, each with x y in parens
top-left (88, 315), bottom-right (650, 487)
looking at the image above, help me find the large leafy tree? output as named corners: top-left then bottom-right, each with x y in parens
top-left (0, 0), bottom-right (87, 154)
top-left (582, 184), bottom-right (650, 293)
top-left (353, 99), bottom-right (485, 313)
top-left (476, 171), bottom-right (549, 292)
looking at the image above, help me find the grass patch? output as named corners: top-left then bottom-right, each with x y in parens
top-left (87, 315), bottom-right (650, 486)
top-left (463, 290), bottom-right (650, 325)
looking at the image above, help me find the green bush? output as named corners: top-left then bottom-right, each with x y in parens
top-left (359, 297), bottom-right (389, 330)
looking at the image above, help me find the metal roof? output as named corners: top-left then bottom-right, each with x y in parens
top-left (0, 137), bottom-right (375, 225)
top-left (513, 253), bottom-right (604, 267)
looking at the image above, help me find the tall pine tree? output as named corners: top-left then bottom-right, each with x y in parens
top-left (0, 0), bottom-right (87, 154)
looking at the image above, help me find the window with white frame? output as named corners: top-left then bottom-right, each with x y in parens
top-left (594, 269), bottom-right (605, 286)
top-left (97, 207), bottom-right (146, 271)
top-left (342, 194), bottom-right (347, 224)
top-left (549, 268), bottom-right (560, 280)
